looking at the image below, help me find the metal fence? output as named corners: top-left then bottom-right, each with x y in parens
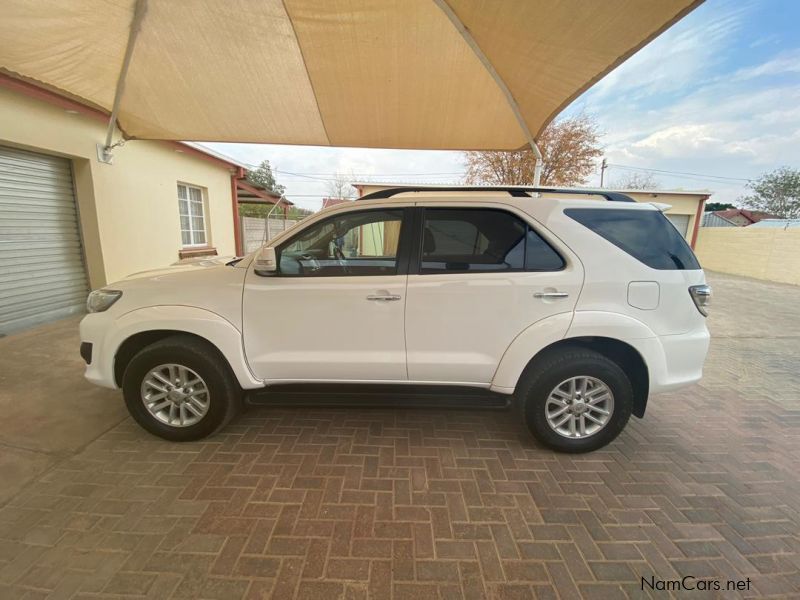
top-left (701, 212), bottom-right (737, 228)
top-left (241, 217), bottom-right (299, 253)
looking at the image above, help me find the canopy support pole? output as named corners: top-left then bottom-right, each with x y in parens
top-left (530, 142), bottom-right (543, 187)
top-left (265, 196), bottom-right (287, 242)
top-left (98, 0), bottom-right (148, 164)
top-left (432, 0), bottom-right (544, 187)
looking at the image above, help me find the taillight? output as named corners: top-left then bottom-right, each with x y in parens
top-left (689, 284), bottom-right (712, 317)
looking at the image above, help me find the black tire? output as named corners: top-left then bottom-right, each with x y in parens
top-left (516, 347), bottom-right (633, 453)
top-left (122, 335), bottom-right (241, 441)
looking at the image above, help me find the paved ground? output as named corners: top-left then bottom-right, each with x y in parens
top-left (0, 271), bottom-right (798, 599)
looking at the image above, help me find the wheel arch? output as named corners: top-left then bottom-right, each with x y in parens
top-left (491, 311), bottom-right (652, 418)
top-left (115, 330), bottom-right (219, 387)
top-left (521, 337), bottom-right (649, 418)
top-left (108, 306), bottom-right (262, 390)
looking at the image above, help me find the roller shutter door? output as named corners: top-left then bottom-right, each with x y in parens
top-left (0, 145), bottom-right (89, 334)
top-left (666, 214), bottom-right (690, 238)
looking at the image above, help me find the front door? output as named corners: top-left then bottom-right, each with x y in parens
top-left (243, 206), bottom-right (411, 382)
top-left (405, 206), bottom-right (583, 384)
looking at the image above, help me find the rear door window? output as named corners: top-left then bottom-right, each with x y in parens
top-left (419, 208), bottom-right (564, 273)
top-left (565, 208), bottom-right (700, 270)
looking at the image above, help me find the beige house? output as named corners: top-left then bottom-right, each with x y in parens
top-left (0, 75), bottom-right (259, 333)
top-left (353, 183), bottom-right (709, 248)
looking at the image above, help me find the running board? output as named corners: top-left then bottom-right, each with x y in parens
top-left (246, 383), bottom-right (511, 410)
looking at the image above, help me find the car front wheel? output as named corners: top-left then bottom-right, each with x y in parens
top-left (122, 335), bottom-right (241, 441)
top-left (517, 348), bottom-right (633, 453)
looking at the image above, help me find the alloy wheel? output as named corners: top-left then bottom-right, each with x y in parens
top-left (545, 376), bottom-right (614, 439)
top-left (140, 363), bottom-right (210, 427)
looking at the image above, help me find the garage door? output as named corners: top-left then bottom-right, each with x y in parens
top-left (665, 213), bottom-right (690, 238)
top-left (0, 145), bottom-right (89, 334)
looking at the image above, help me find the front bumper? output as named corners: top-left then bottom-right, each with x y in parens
top-left (79, 311), bottom-right (118, 389)
top-left (80, 342), bottom-right (92, 365)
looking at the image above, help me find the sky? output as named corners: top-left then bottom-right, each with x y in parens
top-left (204, 0), bottom-right (800, 212)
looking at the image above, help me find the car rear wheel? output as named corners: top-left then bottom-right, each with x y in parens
top-left (517, 348), bottom-right (633, 453)
top-left (122, 335), bottom-right (241, 441)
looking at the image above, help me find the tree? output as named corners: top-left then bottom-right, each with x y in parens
top-left (326, 174), bottom-right (356, 199)
top-left (704, 202), bottom-right (736, 212)
top-left (740, 167), bottom-right (800, 219)
top-left (464, 114), bottom-right (602, 187)
top-left (245, 160), bottom-right (285, 196)
top-left (609, 171), bottom-right (660, 190)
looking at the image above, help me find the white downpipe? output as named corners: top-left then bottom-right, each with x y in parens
top-left (433, 0), bottom-right (544, 190)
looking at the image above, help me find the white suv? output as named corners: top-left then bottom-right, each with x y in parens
top-left (80, 187), bottom-right (711, 452)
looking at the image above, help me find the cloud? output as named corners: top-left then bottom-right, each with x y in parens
top-left (202, 0), bottom-right (798, 209)
top-left (630, 125), bottom-right (752, 159)
top-left (573, 0), bottom-right (800, 204)
top-left (586, 0), bottom-right (752, 102)
top-left (598, 83), bottom-right (800, 167)
top-left (729, 49), bottom-right (800, 80)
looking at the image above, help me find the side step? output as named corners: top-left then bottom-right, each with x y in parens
top-left (246, 383), bottom-right (511, 410)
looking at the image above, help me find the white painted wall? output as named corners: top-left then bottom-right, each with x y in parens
top-left (0, 86), bottom-right (236, 288)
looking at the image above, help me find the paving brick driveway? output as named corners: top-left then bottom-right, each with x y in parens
top-left (1, 272), bottom-right (798, 599)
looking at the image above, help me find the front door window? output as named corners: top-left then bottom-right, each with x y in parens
top-left (278, 209), bottom-right (404, 276)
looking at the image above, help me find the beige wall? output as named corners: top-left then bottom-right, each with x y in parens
top-left (0, 86), bottom-right (236, 287)
top-left (355, 184), bottom-right (705, 243)
top-left (695, 228), bottom-right (800, 286)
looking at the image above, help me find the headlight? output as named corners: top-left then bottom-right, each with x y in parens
top-left (86, 289), bottom-right (122, 313)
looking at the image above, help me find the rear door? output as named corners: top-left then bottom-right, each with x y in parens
top-left (404, 205), bottom-right (583, 384)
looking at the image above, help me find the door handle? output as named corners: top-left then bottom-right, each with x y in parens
top-left (367, 294), bottom-right (402, 301)
top-left (533, 291), bottom-right (569, 299)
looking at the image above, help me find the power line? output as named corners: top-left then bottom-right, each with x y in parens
top-left (291, 177), bottom-right (463, 184)
top-left (607, 167), bottom-right (745, 187)
top-left (239, 156), bottom-right (753, 189)
top-left (275, 169), bottom-right (464, 177)
top-left (240, 168), bottom-right (465, 186)
top-left (234, 160), bottom-right (465, 182)
top-left (606, 163), bottom-right (752, 183)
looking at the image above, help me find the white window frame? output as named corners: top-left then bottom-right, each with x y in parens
top-left (178, 183), bottom-right (209, 247)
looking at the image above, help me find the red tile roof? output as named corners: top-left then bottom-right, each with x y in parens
top-left (713, 208), bottom-right (779, 224)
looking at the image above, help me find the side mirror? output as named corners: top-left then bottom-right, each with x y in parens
top-left (254, 246), bottom-right (278, 276)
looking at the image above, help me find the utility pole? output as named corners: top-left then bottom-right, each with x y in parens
top-left (600, 158), bottom-right (608, 188)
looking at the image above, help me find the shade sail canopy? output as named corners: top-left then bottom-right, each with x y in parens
top-left (1, 0), bottom-right (701, 150)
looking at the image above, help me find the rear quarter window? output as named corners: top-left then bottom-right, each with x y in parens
top-left (565, 208), bottom-right (700, 270)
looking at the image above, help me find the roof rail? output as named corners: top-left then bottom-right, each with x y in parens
top-left (358, 186), bottom-right (636, 203)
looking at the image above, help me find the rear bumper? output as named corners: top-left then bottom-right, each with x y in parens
top-left (635, 326), bottom-right (710, 394)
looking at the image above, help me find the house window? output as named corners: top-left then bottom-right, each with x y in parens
top-left (178, 184), bottom-right (207, 246)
